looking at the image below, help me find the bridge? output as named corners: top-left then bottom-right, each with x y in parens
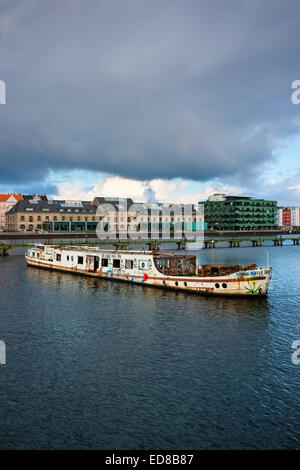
top-left (202, 237), bottom-right (300, 248)
top-left (1, 231), bottom-right (300, 256)
top-left (0, 237), bottom-right (188, 255)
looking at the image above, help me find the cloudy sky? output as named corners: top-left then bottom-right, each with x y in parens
top-left (1, 0), bottom-right (300, 205)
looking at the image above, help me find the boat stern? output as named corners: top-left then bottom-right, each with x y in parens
top-left (241, 267), bottom-right (272, 296)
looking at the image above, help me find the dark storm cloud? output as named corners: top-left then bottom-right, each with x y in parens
top-left (1, 0), bottom-right (300, 187)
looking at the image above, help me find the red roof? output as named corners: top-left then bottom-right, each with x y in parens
top-left (0, 194), bottom-right (23, 202)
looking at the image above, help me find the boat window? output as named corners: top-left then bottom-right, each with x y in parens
top-left (139, 260), bottom-right (147, 269)
top-left (113, 259), bottom-right (120, 268)
top-left (125, 259), bottom-right (133, 269)
top-left (102, 258), bottom-right (108, 267)
top-left (67, 255), bottom-right (69, 261)
top-left (56, 254), bottom-right (61, 262)
top-left (78, 256), bottom-right (84, 265)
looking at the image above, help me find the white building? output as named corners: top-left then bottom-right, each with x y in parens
top-left (277, 207), bottom-right (300, 227)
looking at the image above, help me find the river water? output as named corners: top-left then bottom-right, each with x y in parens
top-left (0, 245), bottom-right (299, 449)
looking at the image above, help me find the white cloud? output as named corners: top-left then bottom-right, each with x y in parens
top-left (288, 184), bottom-right (300, 194)
top-left (52, 175), bottom-right (243, 205)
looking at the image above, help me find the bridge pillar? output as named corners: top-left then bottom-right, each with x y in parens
top-left (0, 245), bottom-right (10, 256)
top-left (148, 241), bottom-right (160, 251)
top-left (176, 241), bottom-right (186, 250)
top-left (113, 242), bottom-right (130, 251)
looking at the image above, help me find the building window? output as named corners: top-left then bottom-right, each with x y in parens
top-left (54, 216), bottom-right (57, 221)
top-left (62, 216), bottom-right (65, 221)
top-left (38, 216), bottom-right (41, 221)
top-left (21, 216), bottom-right (25, 221)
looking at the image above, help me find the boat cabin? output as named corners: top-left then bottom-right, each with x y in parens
top-left (197, 263), bottom-right (257, 277)
top-left (153, 253), bottom-right (197, 276)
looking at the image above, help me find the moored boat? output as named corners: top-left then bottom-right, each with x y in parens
top-left (25, 245), bottom-right (272, 296)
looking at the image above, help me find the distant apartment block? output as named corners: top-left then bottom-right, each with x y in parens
top-left (277, 207), bottom-right (300, 228)
top-left (199, 194), bottom-right (278, 231)
top-left (0, 194), bottom-right (23, 230)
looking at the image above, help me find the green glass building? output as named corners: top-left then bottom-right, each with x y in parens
top-left (199, 194), bottom-right (278, 231)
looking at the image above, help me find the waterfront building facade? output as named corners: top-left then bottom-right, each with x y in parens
top-left (6, 196), bottom-right (206, 238)
top-left (6, 198), bottom-right (99, 232)
top-left (199, 194), bottom-right (278, 231)
top-left (277, 207), bottom-right (300, 228)
top-left (0, 194), bottom-right (23, 230)
top-left (92, 197), bottom-right (204, 238)
top-left (93, 197), bottom-right (205, 238)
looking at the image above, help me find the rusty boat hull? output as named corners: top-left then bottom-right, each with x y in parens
top-left (25, 245), bottom-right (272, 297)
